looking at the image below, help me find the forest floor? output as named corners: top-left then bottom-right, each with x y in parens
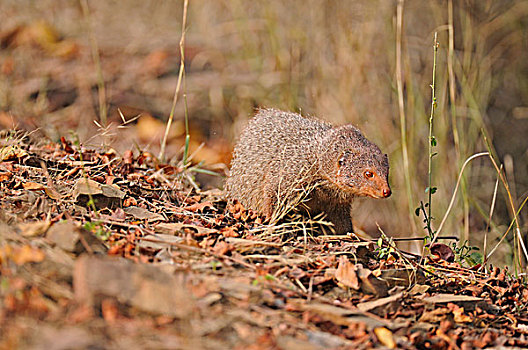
top-left (1, 132), bottom-right (528, 350)
top-left (2, 15), bottom-right (528, 350)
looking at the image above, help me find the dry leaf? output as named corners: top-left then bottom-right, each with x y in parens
top-left (419, 308), bottom-right (450, 323)
top-left (452, 305), bottom-right (472, 323)
top-left (374, 327), bottom-right (396, 349)
top-left (124, 206), bottom-right (164, 221)
top-left (44, 187), bottom-right (62, 199)
top-left (409, 284), bottom-right (430, 295)
top-left (184, 201), bottom-right (217, 212)
top-left (11, 245), bottom-right (46, 265)
top-left (220, 226), bottom-right (238, 238)
top-left (357, 292), bottom-right (403, 313)
top-left (430, 243), bottom-right (455, 262)
top-left (138, 234), bottom-right (184, 250)
top-left (335, 255), bottom-right (360, 290)
top-left (19, 220), bottom-right (51, 237)
top-left (0, 172), bottom-right (12, 181)
top-left (75, 178), bottom-right (103, 196)
top-left (100, 184), bottom-right (126, 199)
top-left (23, 181), bottom-right (46, 191)
top-left (212, 241), bottom-right (233, 256)
top-left (420, 294), bottom-right (483, 304)
top-left (154, 222), bottom-right (218, 236)
top-left (0, 145), bottom-right (28, 161)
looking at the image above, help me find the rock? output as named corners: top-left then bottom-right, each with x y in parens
top-left (74, 255), bottom-right (194, 318)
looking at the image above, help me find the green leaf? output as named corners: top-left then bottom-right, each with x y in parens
top-left (431, 136), bottom-right (437, 147)
top-left (470, 252), bottom-right (483, 263)
top-left (425, 187), bottom-right (437, 194)
top-left (265, 274), bottom-right (275, 281)
top-left (415, 207), bottom-right (421, 216)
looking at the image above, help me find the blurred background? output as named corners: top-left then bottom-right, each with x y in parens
top-left (2, 0), bottom-right (528, 265)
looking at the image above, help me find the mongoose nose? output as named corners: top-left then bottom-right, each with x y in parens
top-left (382, 188), bottom-right (391, 198)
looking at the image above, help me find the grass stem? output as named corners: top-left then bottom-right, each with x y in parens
top-left (396, 0), bottom-right (417, 234)
top-left (159, 0), bottom-right (189, 162)
top-left (80, 0), bottom-right (107, 128)
top-left (426, 32), bottom-right (439, 238)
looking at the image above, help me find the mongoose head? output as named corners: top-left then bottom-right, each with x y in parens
top-left (320, 125), bottom-right (391, 199)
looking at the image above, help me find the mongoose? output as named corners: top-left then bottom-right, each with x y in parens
top-left (225, 108), bottom-right (391, 234)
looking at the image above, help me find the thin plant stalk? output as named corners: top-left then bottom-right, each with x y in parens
top-left (396, 0), bottom-right (417, 234)
top-left (483, 165), bottom-right (501, 264)
top-left (447, 0), bottom-right (470, 241)
top-left (426, 32), bottom-right (439, 238)
top-left (486, 195), bottom-right (528, 261)
top-left (159, 0), bottom-right (189, 162)
top-left (484, 138), bottom-right (528, 271)
top-left (432, 152), bottom-right (489, 243)
top-left (80, 0), bottom-right (107, 128)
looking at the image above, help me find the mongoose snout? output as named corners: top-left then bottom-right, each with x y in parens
top-left (226, 108), bottom-right (391, 234)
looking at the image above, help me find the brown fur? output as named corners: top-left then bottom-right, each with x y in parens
top-left (225, 108), bottom-right (391, 234)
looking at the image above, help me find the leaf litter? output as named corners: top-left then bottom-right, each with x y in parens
top-left (1, 135), bottom-right (528, 350)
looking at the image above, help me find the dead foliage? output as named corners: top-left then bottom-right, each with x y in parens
top-left (1, 134), bottom-right (528, 350)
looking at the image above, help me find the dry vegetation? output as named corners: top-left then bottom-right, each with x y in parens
top-left (1, 0), bottom-right (528, 348)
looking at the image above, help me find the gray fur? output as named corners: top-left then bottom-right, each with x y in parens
top-left (226, 108), bottom-right (390, 234)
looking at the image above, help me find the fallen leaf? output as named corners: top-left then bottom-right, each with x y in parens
top-left (374, 327), bottom-right (396, 349)
top-left (420, 294), bottom-right (483, 304)
top-left (357, 292), bottom-right (403, 312)
top-left (142, 49), bottom-right (170, 77)
top-left (124, 206), bottom-right (164, 221)
top-left (419, 307), bottom-right (450, 323)
top-left (60, 136), bottom-right (74, 153)
top-left (409, 284), bottom-right (430, 295)
top-left (11, 245), bottom-right (46, 265)
top-left (75, 178), bottom-right (103, 196)
top-left (74, 255), bottom-right (194, 317)
top-left (19, 220), bottom-right (51, 237)
top-left (452, 305), bottom-right (472, 323)
top-left (44, 186), bottom-right (62, 199)
top-left (138, 234), bottom-right (184, 250)
top-left (335, 255), bottom-right (360, 290)
top-left (154, 222), bottom-right (218, 236)
top-left (184, 201), bottom-right (217, 212)
top-left (430, 243), bottom-right (455, 262)
top-left (0, 172), bottom-right (12, 181)
top-left (220, 226), bottom-right (238, 237)
top-left (357, 265), bottom-right (388, 296)
top-left (0, 145), bottom-right (28, 161)
top-left (212, 241), bottom-right (233, 256)
top-left (23, 181), bottom-right (46, 191)
top-left (100, 184), bottom-right (126, 199)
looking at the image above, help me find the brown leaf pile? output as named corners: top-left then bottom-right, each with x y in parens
top-left (1, 133), bottom-right (528, 349)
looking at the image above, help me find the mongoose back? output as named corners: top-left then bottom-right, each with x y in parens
top-left (225, 108), bottom-right (391, 234)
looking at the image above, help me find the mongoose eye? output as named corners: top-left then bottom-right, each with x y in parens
top-left (364, 170), bottom-right (374, 179)
top-left (338, 157), bottom-right (346, 166)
